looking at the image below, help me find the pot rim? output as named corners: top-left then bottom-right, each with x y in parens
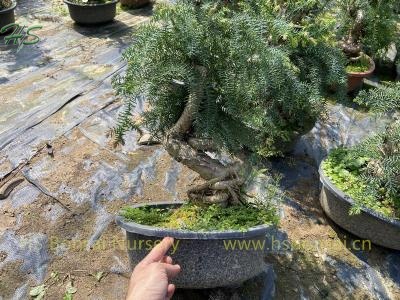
top-left (63, 0), bottom-right (119, 7)
top-left (346, 56), bottom-right (376, 77)
top-left (116, 201), bottom-right (275, 240)
top-left (319, 161), bottom-right (400, 228)
top-left (0, 1), bottom-right (17, 14)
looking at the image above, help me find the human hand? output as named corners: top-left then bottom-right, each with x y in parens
top-left (126, 237), bottom-right (181, 300)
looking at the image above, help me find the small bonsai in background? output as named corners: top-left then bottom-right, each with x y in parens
top-left (113, 0), bottom-right (345, 209)
top-left (0, 0), bottom-right (12, 10)
top-left (322, 120), bottom-right (400, 219)
top-left (323, 82), bottom-right (400, 218)
top-left (335, 0), bottom-right (399, 70)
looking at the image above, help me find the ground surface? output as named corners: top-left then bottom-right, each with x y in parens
top-left (0, 1), bottom-right (399, 300)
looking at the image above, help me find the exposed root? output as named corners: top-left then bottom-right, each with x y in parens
top-left (187, 174), bottom-right (245, 206)
top-left (340, 39), bottom-right (362, 57)
top-left (189, 191), bottom-right (230, 206)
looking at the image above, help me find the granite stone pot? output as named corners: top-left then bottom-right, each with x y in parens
top-left (0, 1), bottom-right (17, 32)
top-left (120, 0), bottom-right (149, 8)
top-left (347, 56), bottom-right (375, 92)
top-left (116, 201), bottom-right (271, 289)
top-left (63, 0), bottom-right (118, 25)
top-left (319, 165), bottom-right (400, 250)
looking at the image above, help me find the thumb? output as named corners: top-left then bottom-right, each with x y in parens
top-left (162, 263), bottom-right (181, 279)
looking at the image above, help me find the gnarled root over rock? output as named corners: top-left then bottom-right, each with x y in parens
top-left (164, 137), bottom-right (245, 206)
top-left (187, 175), bottom-right (245, 206)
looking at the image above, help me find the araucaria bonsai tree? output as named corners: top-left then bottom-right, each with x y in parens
top-left (324, 83), bottom-right (400, 218)
top-left (336, 0), bottom-right (399, 59)
top-left (113, 0), bottom-right (346, 206)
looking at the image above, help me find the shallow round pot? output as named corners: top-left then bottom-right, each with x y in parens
top-left (116, 201), bottom-right (271, 289)
top-left (347, 57), bottom-right (375, 92)
top-left (120, 0), bottom-right (149, 8)
top-left (0, 1), bottom-right (17, 32)
top-left (63, 0), bottom-right (118, 25)
top-left (319, 165), bottom-right (400, 250)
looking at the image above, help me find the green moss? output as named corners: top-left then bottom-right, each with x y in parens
top-left (346, 56), bottom-right (371, 73)
top-left (120, 203), bottom-right (279, 231)
top-left (322, 148), bottom-right (398, 218)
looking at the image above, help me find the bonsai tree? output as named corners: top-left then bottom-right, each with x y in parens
top-left (335, 0), bottom-right (399, 60)
top-left (324, 83), bottom-right (400, 218)
top-left (113, 0), bottom-right (346, 206)
top-left (0, 0), bottom-right (12, 10)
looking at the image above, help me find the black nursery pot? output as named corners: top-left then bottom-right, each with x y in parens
top-left (116, 201), bottom-right (272, 289)
top-left (63, 0), bottom-right (119, 25)
top-left (0, 2), bottom-right (17, 32)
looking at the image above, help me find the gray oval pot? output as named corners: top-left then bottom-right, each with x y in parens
top-left (0, 1), bottom-right (17, 32)
top-left (63, 0), bottom-right (118, 25)
top-left (319, 164), bottom-right (400, 250)
top-left (116, 201), bottom-right (272, 289)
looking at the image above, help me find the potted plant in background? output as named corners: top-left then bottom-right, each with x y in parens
top-left (320, 83), bottom-right (400, 250)
top-left (0, 0), bottom-right (17, 31)
top-left (113, 0), bottom-right (346, 288)
top-left (120, 0), bottom-right (150, 9)
top-left (63, 0), bottom-right (119, 25)
top-left (335, 0), bottom-right (399, 92)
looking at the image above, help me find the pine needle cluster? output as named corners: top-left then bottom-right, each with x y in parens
top-left (355, 82), bottom-right (400, 113)
top-left (113, 0), bottom-right (346, 157)
top-left (352, 121), bottom-right (400, 217)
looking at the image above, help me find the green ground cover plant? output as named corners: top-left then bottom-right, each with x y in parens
top-left (121, 202), bottom-right (279, 231)
top-left (322, 121), bottom-right (400, 219)
top-left (345, 54), bottom-right (372, 73)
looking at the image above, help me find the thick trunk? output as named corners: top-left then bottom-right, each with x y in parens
top-left (168, 65), bottom-right (206, 138)
top-left (163, 65), bottom-right (245, 205)
top-left (164, 137), bottom-right (229, 180)
top-left (342, 9), bottom-right (364, 57)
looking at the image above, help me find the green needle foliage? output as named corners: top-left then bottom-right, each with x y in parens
top-left (354, 82), bottom-right (400, 113)
top-left (335, 0), bottom-right (399, 58)
top-left (323, 121), bottom-right (400, 219)
top-left (113, 0), bottom-right (346, 157)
